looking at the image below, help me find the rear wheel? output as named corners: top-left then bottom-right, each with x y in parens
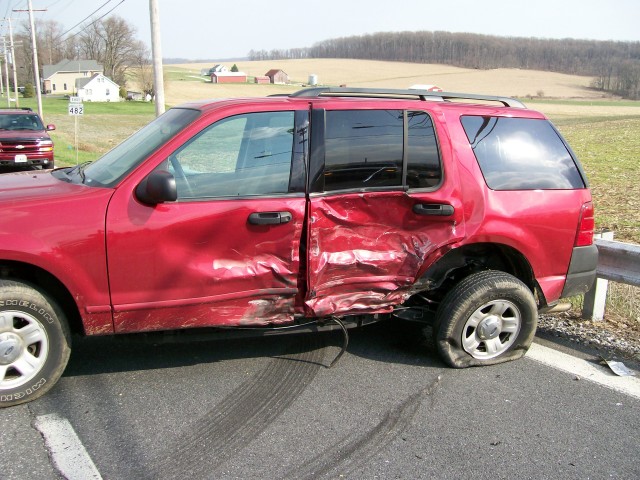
top-left (0, 280), bottom-right (71, 407)
top-left (434, 271), bottom-right (537, 368)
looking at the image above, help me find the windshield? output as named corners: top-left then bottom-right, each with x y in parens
top-left (0, 113), bottom-right (45, 131)
top-left (80, 108), bottom-right (200, 187)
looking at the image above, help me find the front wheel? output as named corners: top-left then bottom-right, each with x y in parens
top-left (0, 280), bottom-right (71, 407)
top-left (434, 271), bottom-right (537, 368)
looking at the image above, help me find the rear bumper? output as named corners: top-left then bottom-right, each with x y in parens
top-left (561, 244), bottom-right (598, 298)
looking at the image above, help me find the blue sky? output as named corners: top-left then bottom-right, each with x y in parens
top-left (5, 0), bottom-right (640, 59)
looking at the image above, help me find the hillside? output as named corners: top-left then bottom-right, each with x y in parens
top-left (168, 58), bottom-right (602, 102)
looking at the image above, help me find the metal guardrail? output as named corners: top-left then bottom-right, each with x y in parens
top-left (582, 235), bottom-right (640, 320)
top-left (594, 238), bottom-right (640, 287)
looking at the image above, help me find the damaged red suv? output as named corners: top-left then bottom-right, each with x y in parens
top-left (0, 109), bottom-right (55, 170)
top-left (0, 87), bottom-right (597, 406)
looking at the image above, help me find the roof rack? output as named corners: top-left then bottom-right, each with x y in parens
top-left (290, 87), bottom-right (525, 108)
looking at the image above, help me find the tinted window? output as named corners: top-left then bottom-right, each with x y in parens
top-left (407, 111), bottom-right (441, 188)
top-left (169, 111), bottom-right (294, 199)
top-left (461, 116), bottom-right (584, 190)
top-left (324, 110), bottom-right (403, 191)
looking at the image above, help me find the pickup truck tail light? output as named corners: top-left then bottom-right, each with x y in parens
top-left (575, 201), bottom-right (595, 247)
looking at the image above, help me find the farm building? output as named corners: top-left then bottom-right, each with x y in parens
top-left (210, 72), bottom-right (247, 84)
top-left (265, 69), bottom-right (289, 84)
top-left (76, 73), bottom-right (121, 102)
top-left (254, 76), bottom-right (270, 84)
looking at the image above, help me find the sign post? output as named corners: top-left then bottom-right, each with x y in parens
top-left (67, 96), bottom-right (84, 164)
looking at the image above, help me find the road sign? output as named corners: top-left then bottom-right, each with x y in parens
top-left (68, 104), bottom-right (84, 116)
top-left (69, 96), bottom-right (82, 103)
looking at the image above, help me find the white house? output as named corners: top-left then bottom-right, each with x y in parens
top-left (75, 73), bottom-right (121, 102)
top-left (42, 59), bottom-right (103, 95)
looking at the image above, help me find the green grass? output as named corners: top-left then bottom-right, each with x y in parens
top-left (553, 117), bottom-right (640, 244)
top-left (18, 97), bottom-right (157, 166)
top-left (18, 96), bottom-right (157, 116)
top-left (164, 69), bottom-right (209, 82)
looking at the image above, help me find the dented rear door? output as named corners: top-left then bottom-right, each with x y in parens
top-left (305, 106), bottom-right (465, 317)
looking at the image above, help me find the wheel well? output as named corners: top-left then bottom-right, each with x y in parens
top-left (0, 261), bottom-right (85, 335)
top-left (417, 243), bottom-right (543, 305)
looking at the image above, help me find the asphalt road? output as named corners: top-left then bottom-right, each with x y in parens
top-left (2, 321), bottom-right (639, 479)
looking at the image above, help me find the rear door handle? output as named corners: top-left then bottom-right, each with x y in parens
top-left (248, 211), bottom-right (293, 225)
top-left (413, 203), bottom-right (455, 216)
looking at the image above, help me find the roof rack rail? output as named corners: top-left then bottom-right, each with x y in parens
top-left (290, 87), bottom-right (525, 108)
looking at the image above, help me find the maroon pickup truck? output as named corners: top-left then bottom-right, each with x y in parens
top-left (0, 88), bottom-right (597, 406)
top-left (0, 109), bottom-right (55, 170)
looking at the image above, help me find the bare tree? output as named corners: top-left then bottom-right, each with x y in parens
top-left (131, 47), bottom-right (154, 95)
top-left (78, 15), bottom-right (147, 86)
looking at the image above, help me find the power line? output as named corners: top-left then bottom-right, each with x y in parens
top-left (54, 0), bottom-right (120, 40)
top-left (62, 0), bottom-right (126, 41)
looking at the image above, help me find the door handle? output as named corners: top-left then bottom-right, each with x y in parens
top-left (248, 211), bottom-right (293, 225)
top-left (413, 203), bottom-right (455, 216)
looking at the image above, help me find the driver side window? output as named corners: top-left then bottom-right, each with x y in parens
top-left (169, 111), bottom-right (295, 199)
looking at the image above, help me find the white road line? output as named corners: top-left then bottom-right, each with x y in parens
top-left (33, 414), bottom-right (102, 480)
top-left (527, 342), bottom-right (640, 400)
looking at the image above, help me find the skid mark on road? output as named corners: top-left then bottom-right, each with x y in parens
top-left (283, 374), bottom-right (442, 480)
top-left (148, 335), bottom-right (326, 479)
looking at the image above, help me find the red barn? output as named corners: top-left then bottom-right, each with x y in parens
top-left (211, 72), bottom-right (247, 84)
top-left (265, 69), bottom-right (289, 84)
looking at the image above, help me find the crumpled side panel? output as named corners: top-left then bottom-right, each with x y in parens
top-left (113, 292), bottom-right (295, 333)
top-left (306, 192), bottom-right (462, 317)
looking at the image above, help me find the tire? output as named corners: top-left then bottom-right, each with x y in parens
top-left (434, 270), bottom-right (537, 368)
top-left (0, 280), bottom-right (71, 407)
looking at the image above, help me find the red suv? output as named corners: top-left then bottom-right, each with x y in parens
top-left (0, 88), bottom-right (597, 406)
top-left (0, 109), bottom-right (55, 170)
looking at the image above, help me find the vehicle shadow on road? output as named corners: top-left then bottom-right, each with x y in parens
top-left (62, 318), bottom-right (441, 379)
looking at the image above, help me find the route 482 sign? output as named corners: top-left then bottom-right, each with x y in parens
top-left (68, 103), bottom-right (84, 116)
top-left (68, 97), bottom-right (84, 116)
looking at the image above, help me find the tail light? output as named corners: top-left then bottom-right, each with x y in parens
top-left (575, 201), bottom-right (595, 247)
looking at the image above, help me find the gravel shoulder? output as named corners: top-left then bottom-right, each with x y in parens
top-left (538, 312), bottom-right (640, 371)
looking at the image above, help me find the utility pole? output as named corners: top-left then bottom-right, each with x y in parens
top-left (7, 17), bottom-right (19, 108)
top-left (27, 0), bottom-right (43, 118)
top-left (2, 39), bottom-right (10, 107)
top-left (0, 51), bottom-right (4, 97)
top-left (149, 0), bottom-right (165, 116)
top-left (13, 2), bottom-right (45, 118)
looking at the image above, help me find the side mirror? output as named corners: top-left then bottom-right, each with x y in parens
top-left (135, 170), bottom-right (177, 205)
top-left (46, 124), bottom-right (56, 131)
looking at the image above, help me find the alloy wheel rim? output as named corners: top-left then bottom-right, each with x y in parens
top-left (0, 310), bottom-right (49, 390)
top-left (461, 300), bottom-right (521, 359)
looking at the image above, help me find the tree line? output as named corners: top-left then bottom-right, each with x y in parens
top-left (249, 31), bottom-right (640, 99)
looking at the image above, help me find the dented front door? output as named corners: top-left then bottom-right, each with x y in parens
top-left (106, 108), bottom-right (308, 332)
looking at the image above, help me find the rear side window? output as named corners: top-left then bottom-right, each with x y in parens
top-left (322, 110), bottom-right (441, 192)
top-left (407, 111), bottom-right (441, 189)
top-left (324, 110), bottom-right (403, 190)
top-left (461, 116), bottom-right (585, 190)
